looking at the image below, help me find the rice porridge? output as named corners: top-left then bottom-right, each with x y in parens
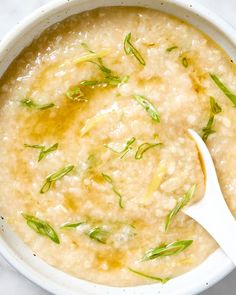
top-left (0, 6), bottom-right (236, 287)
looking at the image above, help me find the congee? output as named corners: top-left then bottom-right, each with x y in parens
top-left (0, 6), bottom-right (236, 287)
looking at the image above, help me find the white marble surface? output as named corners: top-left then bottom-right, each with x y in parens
top-left (0, 0), bottom-right (236, 294)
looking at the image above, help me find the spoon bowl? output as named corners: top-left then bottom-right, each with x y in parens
top-left (185, 129), bottom-right (236, 265)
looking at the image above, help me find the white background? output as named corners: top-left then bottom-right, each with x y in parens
top-left (0, 0), bottom-right (236, 294)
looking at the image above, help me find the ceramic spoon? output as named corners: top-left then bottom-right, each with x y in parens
top-left (184, 129), bottom-right (236, 266)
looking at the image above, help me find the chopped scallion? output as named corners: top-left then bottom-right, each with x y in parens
top-left (102, 173), bottom-right (124, 208)
top-left (128, 268), bottom-right (170, 283)
top-left (133, 95), bottom-right (160, 122)
top-left (22, 214), bottom-right (59, 244)
top-left (40, 165), bottom-right (74, 194)
top-left (21, 99), bottom-right (54, 110)
top-left (202, 96), bottom-right (222, 141)
top-left (87, 226), bottom-right (109, 244)
top-left (166, 46), bottom-right (178, 52)
top-left (75, 49), bottom-right (110, 64)
top-left (165, 185), bottom-right (196, 231)
top-left (142, 240), bottom-right (193, 261)
top-left (135, 142), bottom-right (162, 160)
top-left (104, 137), bottom-right (136, 158)
top-left (61, 222), bottom-right (85, 229)
top-left (124, 33), bottom-right (146, 65)
top-left (210, 73), bottom-right (236, 106)
top-left (182, 57), bottom-right (188, 68)
top-left (66, 86), bottom-right (87, 102)
top-left (24, 143), bottom-right (58, 162)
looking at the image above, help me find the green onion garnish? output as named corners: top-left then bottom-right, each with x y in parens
top-left (142, 240), bottom-right (193, 261)
top-left (61, 221), bottom-right (108, 244)
top-left (104, 137), bottom-right (136, 158)
top-left (202, 96), bottom-right (222, 141)
top-left (124, 32), bottom-right (146, 65)
top-left (120, 75), bottom-right (130, 84)
top-left (210, 73), bottom-right (236, 106)
top-left (202, 116), bottom-right (215, 141)
top-left (133, 95), bottom-right (160, 122)
top-left (105, 75), bottom-right (123, 86)
top-left (166, 46), bottom-right (178, 52)
top-left (210, 95), bottom-right (222, 114)
top-left (21, 98), bottom-right (55, 110)
top-left (135, 142), bottom-right (162, 160)
top-left (90, 60), bottom-right (112, 75)
top-left (80, 42), bottom-right (95, 53)
top-left (165, 185), bottom-right (196, 231)
top-left (61, 222), bottom-right (85, 229)
top-left (102, 173), bottom-right (124, 208)
top-left (80, 75), bottom-right (127, 88)
top-left (182, 57), bottom-right (188, 68)
top-left (80, 76), bottom-right (126, 87)
top-left (22, 214), bottom-right (59, 244)
top-left (128, 268), bottom-right (170, 283)
top-left (87, 226), bottom-right (109, 244)
top-left (80, 43), bottom-right (128, 87)
top-left (24, 144), bottom-right (44, 149)
top-left (66, 86), bottom-right (87, 102)
top-left (80, 80), bottom-right (104, 86)
top-left (24, 143), bottom-right (58, 162)
top-left (75, 49), bottom-right (110, 64)
top-left (40, 165), bottom-right (74, 194)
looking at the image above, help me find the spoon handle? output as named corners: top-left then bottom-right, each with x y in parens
top-left (185, 129), bottom-right (236, 266)
top-left (185, 187), bottom-right (236, 266)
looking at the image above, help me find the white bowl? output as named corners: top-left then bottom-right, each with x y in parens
top-left (0, 0), bottom-right (235, 294)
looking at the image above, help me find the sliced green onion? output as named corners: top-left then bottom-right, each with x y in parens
top-left (166, 46), bottom-right (178, 52)
top-left (202, 96), bottom-right (222, 141)
top-left (80, 42), bottom-right (95, 53)
top-left (202, 116), bottom-right (216, 142)
top-left (66, 86), bottom-right (87, 102)
top-left (120, 75), bottom-right (130, 84)
top-left (104, 75), bottom-right (122, 86)
top-left (133, 95), bottom-right (160, 122)
top-left (24, 144), bottom-right (44, 149)
top-left (80, 43), bottom-right (128, 88)
top-left (80, 80), bottom-right (105, 86)
top-left (80, 77), bottom-right (122, 87)
top-left (182, 57), bottom-right (188, 68)
top-left (142, 240), bottom-right (193, 261)
top-left (89, 60), bottom-right (112, 75)
top-left (38, 143), bottom-right (58, 162)
top-left (128, 268), bottom-right (170, 283)
top-left (135, 142), bottom-right (162, 160)
top-left (210, 96), bottom-right (222, 114)
top-left (210, 73), bottom-right (236, 106)
top-left (24, 143), bottom-right (58, 162)
top-left (22, 214), bottom-right (59, 244)
top-left (124, 32), bottom-right (146, 65)
top-left (102, 173), bottom-right (124, 208)
top-left (87, 227), bottom-right (108, 244)
top-left (21, 99), bottom-right (54, 110)
top-left (165, 185), bottom-right (196, 231)
top-left (75, 49), bottom-right (110, 64)
top-left (104, 137), bottom-right (136, 158)
top-left (61, 222), bottom-right (85, 229)
top-left (40, 165), bottom-right (74, 194)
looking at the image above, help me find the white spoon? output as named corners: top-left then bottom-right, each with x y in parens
top-left (184, 129), bottom-right (236, 265)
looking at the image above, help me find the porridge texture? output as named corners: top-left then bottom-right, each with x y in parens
top-left (0, 6), bottom-right (235, 287)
